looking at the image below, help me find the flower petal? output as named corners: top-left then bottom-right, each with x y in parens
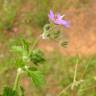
top-left (56, 13), bottom-right (62, 20)
top-left (55, 19), bottom-right (69, 27)
top-left (54, 19), bottom-right (61, 25)
top-left (48, 10), bottom-right (54, 21)
top-left (61, 20), bottom-right (70, 28)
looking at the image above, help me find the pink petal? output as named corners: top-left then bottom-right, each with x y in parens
top-left (48, 10), bottom-right (54, 20)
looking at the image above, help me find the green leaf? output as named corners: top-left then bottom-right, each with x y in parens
top-left (15, 59), bottom-right (25, 68)
top-left (22, 39), bottom-right (29, 52)
top-left (22, 51), bottom-right (29, 62)
top-left (11, 46), bottom-right (24, 53)
top-left (30, 49), bottom-right (45, 64)
top-left (12, 45), bottom-right (29, 62)
top-left (2, 87), bottom-right (17, 96)
top-left (26, 68), bottom-right (45, 88)
top-left (11, 39), bottom-right (29, 54)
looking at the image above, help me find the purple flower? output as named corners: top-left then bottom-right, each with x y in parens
top-left (48, 10), bottom-right (69, 28)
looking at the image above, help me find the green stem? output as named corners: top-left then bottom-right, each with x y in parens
top-left (43, 23), bottom-right (56, 33)
top-left (71, 58), bottom-right (78, 90)
top-left (57, 83), bottom-right (72, 96)
top-left (43, 24), bottom-right (50, 33)
top-left (32, 36), bottom-right (40, 50)
top-left (13, 68), bottom-right (21, 91)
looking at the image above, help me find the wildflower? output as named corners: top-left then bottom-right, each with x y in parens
top-left (48, 10), bottom-right (69, 28)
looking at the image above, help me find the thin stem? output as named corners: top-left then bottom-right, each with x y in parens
top-left (32, 36), bottom-right (41, 50)
top-left (71, 58), bottom-right (78, 90)
top-left (81, 57), bottom-right (91, 78)
top-left (57, 79), bottom-right (84, 96)
top-left (79, 85), bottom-right (96, 92)
top-left (13, 68), bottom-right (21, 91)
top-left (43, 24), bottom-right (50, 32)
top-left (57, 83), bottom-right (72, 96)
